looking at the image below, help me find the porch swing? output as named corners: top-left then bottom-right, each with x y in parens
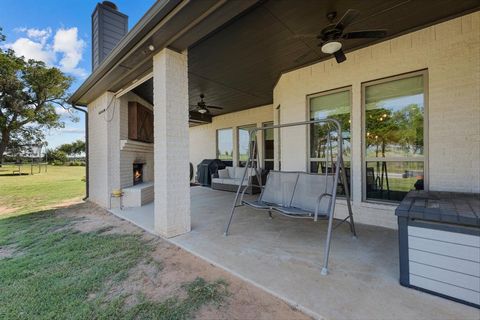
top-left (224, 119), bottom-right (357, 275)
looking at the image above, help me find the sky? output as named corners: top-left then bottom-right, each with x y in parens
top-left (0, 0), bottom-right (156, 149)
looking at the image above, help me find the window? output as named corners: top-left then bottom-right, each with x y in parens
top-left (216, 128), bottom-right (233, 165)
top-left (263, 122), bottom-right (274, 171)
top-left (238, 124), bottom-right (256, 167)
top-left (308, 88), bottom-right (351, 195)
top-left (363, 71), bottom-right (426, 202)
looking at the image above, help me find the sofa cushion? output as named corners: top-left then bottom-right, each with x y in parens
top-left (227, 167), bottom-right (235, 178)
top-left (234, 167), bottom-right (246, 179)
top-left (221, 178), bottom-right (249, 186)
top-left (217, 169), bottom-right (230, 179)
top-left (246, 168), bottom-right (257, 177)
top-left (212, 178), bottom-right (224, 184)
top-left (222, 178), bottom-right (239, 185)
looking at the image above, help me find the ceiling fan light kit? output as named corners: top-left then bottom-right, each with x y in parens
top-left (189, 94), bottom-right (224, 124)
top-left (317, 9), bottom-right (387, 64)
top-left (321, 41), bottom-right (342, 54)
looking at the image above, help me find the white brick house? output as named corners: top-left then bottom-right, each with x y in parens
top-left (68, 1), bottom-right (480, 316)
top-left (70, 1), bottom-right (479, 235)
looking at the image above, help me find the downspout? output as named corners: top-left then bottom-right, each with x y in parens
top-left (72, 104), bottom-right (89, 200)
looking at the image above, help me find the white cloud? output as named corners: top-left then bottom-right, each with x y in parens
top-left (5, 37), bottom-right (55, 64)
top-left (53, 28), bottom-right (87, 78)
top-left (54, 106), bottom-right (70, 115)
top-left (4, 27), bottom-right (87, 79)
top-left (59, 128), bottom-right (85, 134)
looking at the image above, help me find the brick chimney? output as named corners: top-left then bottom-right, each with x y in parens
top-left (91, 1), bottom-right (128, 71)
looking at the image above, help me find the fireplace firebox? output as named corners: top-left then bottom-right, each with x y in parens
top-left (133, 163), bottom-right (144, 185)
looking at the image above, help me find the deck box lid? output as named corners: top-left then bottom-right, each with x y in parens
top-left (395, 191), bottom-right (480, 227)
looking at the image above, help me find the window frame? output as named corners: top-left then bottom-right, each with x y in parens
top-left (306, 86), bottom-right (353, 173)
top-left (216, 127), bottom-right (233, 161)
top-left (237, 123), bottom-right (257, 167)
top-left (361, 69), bottom-right (429, 203)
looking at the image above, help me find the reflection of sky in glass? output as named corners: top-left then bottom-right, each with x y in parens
top-left (217, 129), bottom-right (232, 156)
top-left (239, 127), bottom-right (254, 156)
top-left (376, 94), bottom-right (424, 112)
top-left (312, 106), bottom-right (350, 120)
top-left (239, 130), bottom-right (249, 153)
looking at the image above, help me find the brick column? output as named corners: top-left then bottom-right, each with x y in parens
top-left (153, 48), bottom-right (191, 237)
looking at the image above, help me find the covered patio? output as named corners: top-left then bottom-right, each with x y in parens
top-left (73, 1), bottom-right (479, 318)
top-left (110, 187), bottom-right (478, 319)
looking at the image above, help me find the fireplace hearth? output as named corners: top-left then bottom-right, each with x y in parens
top-left (133, 163), bottom-right (144, 185)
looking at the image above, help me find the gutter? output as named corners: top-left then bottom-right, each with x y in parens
top-left (71, 104), bottom-right (89, 201)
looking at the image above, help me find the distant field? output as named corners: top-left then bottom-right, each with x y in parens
top-left (0, 165), bottom-right (85, 217)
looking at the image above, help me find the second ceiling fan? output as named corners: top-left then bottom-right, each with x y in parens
top-left (317, 9), bottom-right (387, 63)
top-left (189, 94), bottom-right (223, 115)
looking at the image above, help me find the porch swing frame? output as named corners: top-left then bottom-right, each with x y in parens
top-left (224, 118), bottom-right (357, 275)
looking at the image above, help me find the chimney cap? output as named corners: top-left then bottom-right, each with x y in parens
top-left (102, 1), bottom-right (118, 11)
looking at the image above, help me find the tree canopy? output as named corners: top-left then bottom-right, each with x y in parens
top-left (58, 140), bottom-right (85, 157)
top-left (0, 27), bottom-right (73, 164)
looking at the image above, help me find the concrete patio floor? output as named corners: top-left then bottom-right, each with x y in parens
top-left (111, 187), bottom-right (479, 320)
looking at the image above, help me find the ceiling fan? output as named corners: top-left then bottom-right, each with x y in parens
top-left (317, 9), bottom-right (387, 63)
top-left (189, 94), bottom-right (223, 114)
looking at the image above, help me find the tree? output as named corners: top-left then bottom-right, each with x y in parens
top-left (57, 139), bottom-right (85, 158)
top-left (58, 143), bottom-right (74, 157)
top-left (71, 139), bottom-right (86, 156)
top-left (0, 27), bottom-right (73, 165)
top-left (45, 149), bottom-right (68, 164)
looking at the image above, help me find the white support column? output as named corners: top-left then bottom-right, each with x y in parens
top-left (153, 48), bottom-right (191, 237)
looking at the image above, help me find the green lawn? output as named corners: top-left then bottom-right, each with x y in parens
top-left (0, 165), bottom-right (228, 319)
top-left (0, 212), bottom-right (227, 319)
top-left (0, 165), bottom-right (85, 216)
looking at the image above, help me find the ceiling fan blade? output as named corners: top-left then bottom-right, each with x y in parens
top-left (333, 49), bottom-right (346, 63)
top-left (343, 30), bottom-right (387, 39)
top-left (206, 105), bottom-right (223, 110)
top-left (335, 9), bottom-right (359, 29)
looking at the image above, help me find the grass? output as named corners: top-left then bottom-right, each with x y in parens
top-left (0, 165), bottom-right (229, 319)
top-left (0, 165), bottom-right (85, 216)
top-left (0, 211), bottom-right (228, 319)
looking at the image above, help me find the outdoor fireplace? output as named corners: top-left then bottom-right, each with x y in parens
top-left (133, 163), bottom-right (144, 185)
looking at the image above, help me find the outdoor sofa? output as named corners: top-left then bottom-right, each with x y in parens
top-left (211, 166), bottom-right (266, 194)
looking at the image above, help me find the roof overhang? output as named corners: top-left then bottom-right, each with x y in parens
top-left (70, 0), bottom-right (479, 114)
top-left (69, 0), bottom-right (260, 105)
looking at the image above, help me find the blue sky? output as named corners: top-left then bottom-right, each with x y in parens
top-left (0, 0), bottom-right (156, 149)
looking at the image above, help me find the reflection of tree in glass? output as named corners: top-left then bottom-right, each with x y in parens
top-left (366, 104), bottom-right (423, 157)
top-left (311, 114), bottom-right (350, 159)
top-left (395, 104), bottom-right (423, 155)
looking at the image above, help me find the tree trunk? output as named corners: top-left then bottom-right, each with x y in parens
top-left (0, 128), bottom-right (10, 167)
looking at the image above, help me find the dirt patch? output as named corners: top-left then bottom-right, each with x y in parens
top-left (0, 206), bottom-right (18, 216)
top-left (0, 245), bottom-right (20, 260)
top-left (56, 202), bottom-right (311, 320)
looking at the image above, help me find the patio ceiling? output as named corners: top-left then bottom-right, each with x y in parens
top-left (70, 0), bottom-right (479, 114)
top-left (187, 0), bottom-right (479, 115)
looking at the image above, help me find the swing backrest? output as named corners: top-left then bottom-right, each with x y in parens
top-left (290, 173), bottom-right (335, 214)
top-left (260, 171), bottom-right (299, 207)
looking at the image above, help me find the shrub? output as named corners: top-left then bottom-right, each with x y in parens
top-left (68, 161), bottom-right (86, 167)
top-left (53, 160), bottom-right (64, 166)
top-left (46, 150), bottom-right (68, 165)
